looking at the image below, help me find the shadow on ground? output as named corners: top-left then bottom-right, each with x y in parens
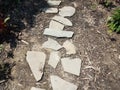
top-left (0, 0), bottom-right (49, 48)
top-left (0, 0), bottom-right (49, 83)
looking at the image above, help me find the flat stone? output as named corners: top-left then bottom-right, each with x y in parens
top-left (48, 51), bottom-right (60, 68)
top-left (31, 87), bottom-right (45, 90)
top-left (44, 8), bottom-right (58, 13)
top-left (47, 0), bottom-right (61, 6)
top-left (52, 16), bottom-right (72, 26)
top-left (119, 55), bottom-right (120, 59)
top-left (42, 38), bottom-right (62, 50)
top-left (49, 20), bottom-right (64, 30)
top-left (43, 28), bottom-right (74, 38)
top-left (63, 40), bottom-right (76, 55)
top-left (50, 75), bottom-right (78, 90)
top-left (26, 51), bottom-right (46, 81)
top-left (59, 6), bottom-right (76, 17)
top-left (61, 58), bottom-right (81, 76)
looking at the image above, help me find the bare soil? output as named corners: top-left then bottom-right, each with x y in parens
top-left (0, 0), bottom-right (120, 90)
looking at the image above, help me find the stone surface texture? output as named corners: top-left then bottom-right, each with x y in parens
top-left (42, 38), bottom-right (62, 50)
top-left (26, 51), bottom-right (46, 81)
top-left (47, 0), bottom-right (61, 6)
top-left (31, 87), bottom-right (45, 90)
top-left (49, 20), bottom-right (64, 30)
top-left (50, 75), bottom-right (78, 90)
top-left (61, 57), bottom-right (81, 76)
top-left (43, 28), bottom-right (74, 38)
top-left (44, 8), bottom-right (58, 13)
top-left (59, 6), bottom-right (76, 17)
top-left (63, 40), bottom-right (76, 55)
top-left (48, 51), bottom-right (61, 68)
top-left (52, 16), bottom-right (73, 26)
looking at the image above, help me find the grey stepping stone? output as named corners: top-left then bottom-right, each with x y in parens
top-left (59, 6), bottom-right (76, 17)
top-left (50, 75), bottom-right (78, 90)
top-left (61, 58), bottom-right (81, 76)
top-left (31, 87), bottom-right (45, 90)
top-left (63, 40), bottom-right (76, 55)
top-left (52, 16), bottom-right (73, 26)
top-left (42, 38), bottom-right (62, 50)
top-left (44, 8), bottom-right (58, 13)
top-left (26, 51), bottom-right (46, 81)
top-left (49, 20), bottom-right (64, 30)
top-left (47, 0), bottom-right (61, 6)
top-left (43, 28), bottom-right (74, 38)
top-left (48, 51), bottom-right (61, 68)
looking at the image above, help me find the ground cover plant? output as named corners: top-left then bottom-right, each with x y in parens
top-left (107, 8), bottom-right (120, 33)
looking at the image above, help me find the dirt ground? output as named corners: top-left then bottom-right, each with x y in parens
top-left (0, 0), bottom-right (120, 90)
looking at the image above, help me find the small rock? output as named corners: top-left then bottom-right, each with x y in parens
top-left (119, 55), bottom-right (120, 59)
top-left (43, 28), bottom-right (74, 38)
top-left (59, 6), bottom-right (76, 17)
top-left (21, 40), bottom-right (29, 45)
top-left (63, 40), bottom-right (76, 55)
top-left (72, 2), bottom-right (78, 8)
top-left (61, 58), bottom-right (81, 76)
top-left (48, 51), bottom-right (61, 68)
top-left (44, 8), bottom-right (58, 13)
top-left (26, 51), bottom-right (46, 81)
top-left (31, 87), bottom-right (45, 90)
top-left (42, 38), bottom-right (62, 50)
top-left (47, 0), bottom-right (61, 6)
top-left (52, 16), bottom-right (73, 26)
top-left (50, 75), bottom-right (78, 90)
top-left (49, 20), bottom-right (64, 30)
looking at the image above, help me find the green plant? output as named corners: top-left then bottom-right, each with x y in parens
top-left (105, 1), bottom-right (112, 7)
top-left (0, 62), bottom-right (11, 81)
top-left (0, 44), bottom-right (3, 51)
top-left (107, 8), bottom-right (120, 33)
top-left (98, 0), bottom-right (112, 7)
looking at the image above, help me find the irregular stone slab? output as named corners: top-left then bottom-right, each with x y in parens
top-left (26, 51), bottom-right (46, 81)
top-left (59, 6), bottom-right (76, 17)
top-left (63, 40), bottom-right (76, 55)
top-left (48, 51), bottom-right (61, 68)
top-left (50, 75), bottom-right (78, 90)
top-left (47, 0), bottom-right (61, 6)
top-left (52, 16), bottom-right (72, 26)
top-left (61, 58), bottom-right (81, 76)
top-left (42, 38), bottom-right (62, 50)
top-left (49, 20), bottom-right (64, 30)
top-left (44, 8), bottom-right (58, 13)
top-left (43, 28), bottom-right (74, 38)
top-left (31, 87), bottom-right (45, 90)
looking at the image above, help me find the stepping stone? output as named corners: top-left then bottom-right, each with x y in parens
top-left (26, 51), bottom-right (46, 81)
top-left (52, 16), bottom-right (73, 26)
top-left (44, 8), bottom-right (58, 13)
top-left (31, 87), bottom-right (45, 90)
top-left (43, 28), bottom-right (74, 38)
top-left (48, 51), bottom-right (61, 68)
top-left (49, 20), bottom-right (64, 30)
top-left (63, 40), bottom-right (76, 55)
top-left (61, 58), bottom-right (81, 76)
top-left (47, 0), bottom-right (61, 6)
top-left (59, 6), bottom-right (76, 17)
top-left (50, 75), bottom-right (78, 90)
top-left (42, 38), bottom-right (62, 50)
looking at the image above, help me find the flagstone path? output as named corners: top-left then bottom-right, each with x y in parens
top-left (26, 0), bottom-right (81, 90)
top-left (6, 0), bottom-right (120, 90)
